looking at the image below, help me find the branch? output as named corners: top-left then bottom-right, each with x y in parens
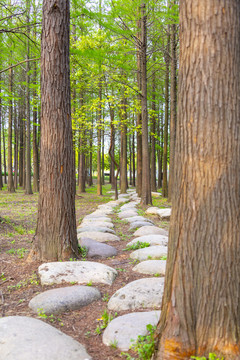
top-left (0, 58), bottom-right (40, 74)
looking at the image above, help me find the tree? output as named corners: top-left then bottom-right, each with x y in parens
top-left (155, 1), bottom-right (240, 358)
top-left (33, 0), bottom-right (78, 261)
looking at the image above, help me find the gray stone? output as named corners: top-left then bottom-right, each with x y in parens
top-left (125, 216), bottom-right (154, 224)
top-left (0, 316), bottom-right (92, 360)
top-left (77, 231), bottom-right (120, 243)
top-left (127, 235), bottom-right (168, 247)
top-left (145, 207), bottom-right (159, 215)
top-left (130, 245), bottom-right (168, 261)
top-left (118, 210), bottom-right (138, 219)
top-left (79, 221), bottom-right (114, 229)
top-left (29, 285), bottom-right (101, 315)
top-left (152, 192), bottom-right (162, 197)
top-left (132, 260), bottom-right (166, 276)
top-left (120, 202), bottom-right (138, 211)
top-left (38, 261), bottom-right (117, 286)
top-left (156, 208), bottom-right (171, 220)
top-left (108, 277), bottom-right (164, 311)
top-left (102, 311), bottom-right (160, 351)
top-left (129, 221), bottom-right (154, 230)
top-left (77, 226), bottom-right (116, 235)
top-left (79, 238), bottom-right (117, 258)
top-left (82, 215), bottom-right (112, 222)
top-left (133, 226), bottom-right (168, 237)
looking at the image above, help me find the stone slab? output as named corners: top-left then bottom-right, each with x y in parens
top-left (118, 210), bottom-right (138, 219)
top-left (38, 261), bottom-right (117, 286)
top-left (77, 226), bottom-right (116, 235)
top-left (79, 238), bottom-right (117, 258)
top-left (130, 245), bottom-right (168, 261)
top-left (79, 221), bottom-right (114, 229)
top-left (151, 192), bottom-right (162, 197)
top-left (82, 215), bottom-right (112, 222)
top-left (29, 285), bottom-right (101, 315)
top-left (77, 231), bottom-right (120, 243)
top-left (132, 260), bottom-right (166, 276)
top-left (127, 235), bottom-right (168, 247)
top-left (0, 316), bottom-right (92, 360)
top-left (129, 221), bottom-right (154, 230)
top-left (156, 208), bottom-right (171, 220)
top-left (133, 226), bottom-right (168, 237)
top-left (102, 311), bottom-right (160, 351)
top-left (145, 207), bottom-right (159, 215)
top-left (108, 277), bottom-right (164, 311)
top-left (125, 216), bottom-right (154, 224)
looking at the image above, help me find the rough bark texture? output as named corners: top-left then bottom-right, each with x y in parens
top-left (151, 64), bottom-right (157, 192)
top-left (32, 60), bottom-right (39, 193)
top-left (0, 76), bottom-right (3, 190)
top-left (7, 67), bottom-right (15, 193)
top-left (97, 82), bottom-right (102, 196)
top-left (155, 1), bottom-right (240, 359)
top-left (136, 18), bottom-right (142, 198)
top-left (34, 0), bottom-right (78, 261)
top-left (120, 96), bottom-right (128, 194)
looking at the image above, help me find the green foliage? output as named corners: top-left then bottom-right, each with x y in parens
top-left (191, 354), bottom-right (224, 360)
top-left (95, 309), bottom-right (117, 334)
top-left (6, 247), bottom-right (29, 259)
top-left (130, 324), bottom-right (156, 360)
top-left (124, 241), bottom-right (150, 251)
top-left (37, 309), bottom-right (64, 326)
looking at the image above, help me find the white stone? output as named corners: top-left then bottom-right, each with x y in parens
top-left (133, 226), bottom-right (168, 237)
top-left (133, 260), bottom-right (166, 276)
top-left (145, 207), bottom-right (159, 215)
top-left (82, 215), bottom-right (112, 222)
top-left (130, 245), bottom-right (168, 261)
top-left (77, 226), bottom-right (116, 235)
top-left (118, 210), bottom-right (138, 219)
top-left (38, 261), bottom-right (117, 286)
top-left (151, 192), bottom-right (162, 197)
top-left (102, 311), bottom-right (160, 351)
top-left (156, 208), bottom-right (171, 220)
top-left (108, 277), bottom-right (164, 311)
top-left (0, 316), bottom-right (92, 360)
top-left (77, 232), bottom-right (120, 243)
top-left (120, 202), bottom-right (138, 211)
top-left (29, 285), bottom-right (101, 315)
top-left (125, 216), bottom-right (153, 224)
top-left (129, 221), bottom-right (154, 230)
top-left (127, 235), bottom-right (168, 247)
top-left (79, 221), bottom-right (114, 229)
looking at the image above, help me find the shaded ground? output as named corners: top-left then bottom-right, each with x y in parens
top-left (0, 182), bottom-right (170, 360)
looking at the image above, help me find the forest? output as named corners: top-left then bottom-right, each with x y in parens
top-left (1, 1), bottom-right (240, 360)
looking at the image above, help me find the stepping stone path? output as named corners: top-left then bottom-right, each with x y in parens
top-left (6, 190), bottom-right (171, 357)
top-left (29, 285), bottom-right (101, 315)
top-left (107, 277), bottom-right (165, 311)
top-left (0, 316), bottom-right (92, 360)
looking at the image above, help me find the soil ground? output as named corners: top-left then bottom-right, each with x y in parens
top-left (0, 182), bottom-right (171, 360)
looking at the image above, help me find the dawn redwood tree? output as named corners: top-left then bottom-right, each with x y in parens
top-left (155, 1), bottom-right (240, 359)
top-left (33, 0), bottom-right (78, 261)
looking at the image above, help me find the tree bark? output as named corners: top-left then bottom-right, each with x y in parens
top-left (155, 1), bottom-right (240, 358)
top-left (2, 117), bottom-right (7, 184)
top-left (151, 61), bottom-right (157, 192)
top-left (7, 65), bottom-right (15, 193)
top-left (34, 0), bottom-right (78, 261)
top-left (136, 18), bottom-right (142, 198)
top-left (97, 81), bottom-right (102, 196)
top-left (0, 75), bottom-right (2, 190)
top-left (120, 95), bottom-right (128, 194)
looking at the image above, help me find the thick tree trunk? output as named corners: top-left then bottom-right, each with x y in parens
top-left (14, 102), bottom-right (18, 189)
top-left (78, 94), bottom-right (86, 193)
top-left (132, 131), bottom-right (136, 187)
top-left (168, 0), bottom-right (177, 202)
top-left (2, 118), bottom-right (7, 184)
top-left (120, 96), bottom-right (128, 194)
top-left (0, 77), bottom-right (2, 190)
top-left (155, 1), bottom-right (240, 358)
top-left (101, 127), bottom-right (105, 185)
top-left (151, 63), bottom-right (157, 192)
top-left (136, 18), bottom-right (142, 198)
top-left (34, 0), bottom-right (78, 261)
top-left (109, 106), bottom-right (115, 189)
top-left (140, 3), bottom-right (151, 205)
top-left (32, 61), bottom-right (39, 193)
top-left (97, 82), bottom-right (102, 196)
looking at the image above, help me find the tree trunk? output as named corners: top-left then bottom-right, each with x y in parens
top-left (151, 61), bottom-right (157, 192)
top-left (155, 1), bottom-right (240, 358)
top-left (14, 101), bottom-right (18, 189)
top-left (162, 32), bottom-right (170, 198)
top-left (0, 76), bottom-right (2, 190)
top-left (109, 106), bottom-right (115, 190)
top-left (7, 66), bottom-right (15, 193)
top-left (120, 96), bottom-right (128, 194)
top-left (168, 0), bottom-right (177, 201)
top-left (32, 61), bottom-right (39, 193)
top-left (2, 118), bottom-right (7, 184)
top-left (101, 126), bottom-right (105, 185)
top-left (25, 0), bottom-right (33, 195)
top-left (136, 17), bottom-right (142, 198)
top-left (97, 82), bottom-right (102, 196)
top-left (78, 93), bottom-right (86, 193)
top-left (140, 3), bottom-right (151, 205)
top-left (132, 130), bottom-right (136, 187)
top-left (34, 0), bottom-right (78, 261)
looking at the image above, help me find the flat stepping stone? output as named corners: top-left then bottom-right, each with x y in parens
top-left (108, 277), bottom-right (164, 311)
top-left (77, 226), bottom-right (116, 235)
top-left (145, 206), bottom-right (159, 215)
top-left (120, 202), bottom-right (138, 211)
top-left (80, 221), bottom-right (114, 229)
top-left (118, 210), bottom-right (138, 219)
top-left (127, 235), bottom-right (168, 247)
top-left (82, 215), bottom-right (112, 222)
top-left (102, 311), bottom-right (160, 351)
top-left (38, 261), bottom-right (117, 286)
top-left (77, 231), bottom-right (120, 243)
top-left (79, 238), bottom-right (117, 258)
top-left (130, 245), bottom-right (168, 261)
top-left (152, 192), bottom-right (161, 197)
top-left (125, 216), bottom-right (154, 224)
top-left (129, 221), bottom-right (154, 230)
top-left (0, 316), bottom-right (92, 360)
top-left (133, 226), bottom-right (168, 237)
top-left (157, 208), bottom-right (171, 220)
top-left (29, 285), bottom-right (101, 315)
top-left (133, 260), bottom-right (166, 276)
